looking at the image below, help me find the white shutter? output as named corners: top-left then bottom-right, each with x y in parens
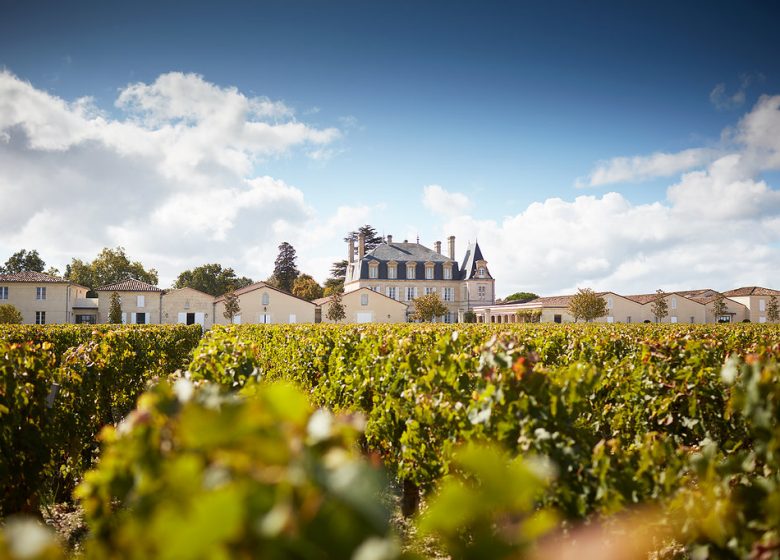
top-left (233, 314), bottom-right (241, 324)
top-left (414, 287), bottom-right (418, 298)
top-left (288, 314), bottom-right (296, 324)
top-left (131, 312), bottom-right (137, 324)
top-left (356, 312), bottom-right (373, 323)
top-left (121, 313), bottom-right (127, 324)
top-left (195, 312), bottom-right (205, 326)
top-left (178, 313), bottom-right (186, 324)
top-left (386, 286), bottom-right (390, 297)
top-left (137, 295), bottom-right (145, 308)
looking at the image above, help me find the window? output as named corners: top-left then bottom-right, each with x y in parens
top-left (262, 292), bottom-right (270, 305)
top-left (0, 287), bottom-right (7, 300)
top-left (759, 299), bottom-right (766, 312)
top-left (477, 285), bottom-right (486, 300)
top-left (627, 316), bottom-right (632, 323)
top-left (553, 314), bottom-right (562, 324)
top-left (425, 266), bottom-right (434, 280)
top-left (372, 285), bottom-right (381, 292)
top-left (35, 311), bottom-right (46, 324)
top-left (443, 287), bottom-right (453, 302)
top-left (444, 312), bottom-right (453, 323)
top-left (369, 265), bottom-right (378, 279)
top-left (137, 295), bottom-right (145, 308)
top-left (670, 316), bottom-right (678, 323)
top-left (406, 287), bottom-right (417, 301)
top-left (407, 264), bottom-right (416, 280)
top-left (443, 266), bottom-right (452, 280)
top-left (388, 265), bottom-right (397, 279)
top-left (75, 314), bottom-right (96, 324)
top-left (135, 312), bottom-right (146, 324)
top-left (607, 297), bottom-right (613, 309)
top-left (361, 294), bottom-right (369, 306)
top-left (36, 287), bottom-right (46, 300)
top-left (387, 286), bottom-right (397, 300)
top-left (607, 316), bottom-right (614, 323)
top-left (690, 316), bottom-right (695, 323)
top-left (184, 299), bottom-right (190, 309)
top-left (425, 287), bottom-right (435, 295)
top-left (478, 267), bottom-right (486, 278)
top-left (759, 316), bottom-right (767, 323)
top-left (288, 314), bottom-right (296, 324)
top-left (671, 297), bottom-right (677, 310)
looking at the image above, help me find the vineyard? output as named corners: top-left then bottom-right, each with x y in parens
top-left (1, 323), bottom-right (780, 559)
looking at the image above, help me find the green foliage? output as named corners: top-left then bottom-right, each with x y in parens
top-left (1, 249), bottom-right (46, 274)
top-left (767, 295), bottom-right (779, 323)
top-left (272, 242), bottom-right (299, 293)
top-left (222, 288), bottom-right (240, 322)
top-left (567, 288), bottom-right (607, 322)
top-left (291, 273), bottom-right (324, 301)
top-left (0, 324), bottom-right (202, 514)
top-left (504, 292), bottom-right (539, 302)
top-left (75, 381), bottom-right (400, 560)
top-left (108, 291), bottom-right (122, 324)
top-left (411, 293), bottom-right (448, 322)
top-left (325, 290), bottom-right (346, 322)
top-left (515, 309), bottom-right (541, 323)
top-left (463, 310), bottom-right (477, 323)
top-left (712, 294), bottom-right (728, 320)
top-left (651, 289), bottom-right (669, 322)
top-left (323, 277), bottom-right (344, 296)
top-left (173, 263), bottom-right (252, 296)
top-left (65, 247), bottom-right (158, 290)
top-left (0, 304), bottom-right (23, 324)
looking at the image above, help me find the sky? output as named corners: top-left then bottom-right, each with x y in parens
top-left (1, 0), bottom-right (780, 296)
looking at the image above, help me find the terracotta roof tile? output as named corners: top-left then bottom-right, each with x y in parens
top-left (96, 278), bottom-right (162, 292)
top-left (0, 271), bottom-right (68, 283)
top-left (723, 286), bottom-right (780, 297)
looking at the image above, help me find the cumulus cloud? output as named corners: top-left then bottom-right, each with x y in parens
top-left (578, 148), bottom-right (717, 187)
top-left (0, 70), bottom-right (346, 285)
top-left (432, 95), bottom-right (780, 296)
top-left (422, 184), bottom-right (472, 217)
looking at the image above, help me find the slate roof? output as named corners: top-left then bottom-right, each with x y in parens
top-left (459, 241), bottom-right (490, 280)
top-left (723, 286), bottom-right (780, 297)
top-left (347, 241), bottom-right (464, 283)
top-left (367, 242), bottom-right (452, 263)
top-left (0, 271), bottom-right (68, 283)
top-left (96, 278), bottom-right (162, 292)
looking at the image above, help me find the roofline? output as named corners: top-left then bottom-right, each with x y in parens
top-left (214, 281), bottom-right (316, 306)
top-left (316, 286), bottom-right (409, 307)
top-left (162, 286), bottom-right (216, 299)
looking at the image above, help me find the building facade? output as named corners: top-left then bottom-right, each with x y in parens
top-left (0, 271), bottom-right (90, 324)
top-left (96, 278), bottom-right (163, 324)
top-left (315, 287), bottom-right (409, 323)
top-left (213, 282), bottom-right (316, 325)
top-left (343, 233), bottom-right (495, 322)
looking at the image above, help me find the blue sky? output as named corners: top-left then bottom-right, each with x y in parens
top-left (1, 0), bottom-right (779, 295)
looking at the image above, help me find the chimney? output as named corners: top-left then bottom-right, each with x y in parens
top-left (348, 237), bottom-right (355, 263)
top-left (387, 234), bottom-right (393, 244)
top-left (358, 232), bottom-right (365, 260)
top-left (448, 235), bottom-right (455, 260)
top-left (434, 241), bottom-right (441, 254)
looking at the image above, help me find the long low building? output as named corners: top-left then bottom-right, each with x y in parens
top-left (472, 286), bottom-right (780, 324)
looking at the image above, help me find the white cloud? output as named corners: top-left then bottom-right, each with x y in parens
top-left (578, 148), bottom-right (717, 187)
top-left (422, 184), bottom-right (472, 217)
top-left (433, 95), bottom-right (780, 296)
top-left (0, 70), bottom-right (348, 286)
top-left (710, 74), bottom-right (763, 111)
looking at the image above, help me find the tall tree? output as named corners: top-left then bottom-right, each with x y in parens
top-left (768, 295), bottom-right (780, 323)
top-left (567, 288), bottom-right (607, 323)
top-left (325, 290), bottom-right (346, 323)
top-left (651, 290), bottom-right (669, 323)
top-left (323, 277), bottom-right (344, 297)
top-left (223, 289), bottom-right (241, 323)
top-left (66, 247), bottom-right (158, 289)
top-left (343, 225), bottom-right (383, 251)
top-left (329, 225), bottom-right (382, 289)
top-left (292, 274), bottom-right (324, 301)
top-left (272, 242), bottom-right (299, 293)
top-left (108, 292), bottom-right (123, 324)
top-left (174, 263), bottom-right (252, 296)
top-left (0, 304), bottom-right (23, 324)
top-left (411, 293), bottom-right (448, 322)
top-left (2, 249), bottom-right (46, 274)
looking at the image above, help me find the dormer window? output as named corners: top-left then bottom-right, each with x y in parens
top-left (369, 262), bottom-right (379, 279)
top-left (406, 262), bottom-right (416, 280)
top-left (388, 262), bottom-right (397, 279)
top-left (478, 267), bottom-right (486, 278)
top-left (425, 262), bottom-right (435, 280)
top-left (443, 264), bottom-right (452, 280)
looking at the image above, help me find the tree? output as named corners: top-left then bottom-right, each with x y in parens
top-left (292, 274), bottom-right (324, 301)
top-left (712, 294), bottom-right (728, 322)
top-left (504, 292), bottom-right (539, 303)
top-left (325, 290), bottom-right (346, 323)
top-left (272, 242), bottom-right (299, 293)
top-left (174, 263), bottom-right (252, 296)
top-left (108, 292), bottom-right (123, 324)
top-left (516, 309), bottom-right (542, 323)
top-left (2, 249), bottom-right (46, 274)
top-left (344, 225), bottom-right (383, 252)
top-left (651, 290), bottom-right (669, 323)
top-left (330, 260), bottom-right (348, 280)
top-left (567, 288), bottom-right (607, 323)
top-left (223, 289), bottom-right (241, 323)
top-left (463, 310), bottom-right (477, 323)
top-left (412, 293), bottom-right (449, 322)
top-left (323, 277), bottom-right (344, 297)
top-left (65, 247), bottom-right (158, 290)
top-left (768, 296), bottom-right (780, 323)
top-left (0, 304), bottom-right (23, 324)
